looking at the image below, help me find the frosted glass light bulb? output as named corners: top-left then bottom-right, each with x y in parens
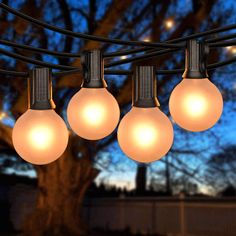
top-left (67, 88), bottom-right (120, 140)
top-left (117, 107), bottom-right (174, 163)
top-left (12, 109), bottom-right (68, 165)
top-left (169, 78), bottom-right (223, 132)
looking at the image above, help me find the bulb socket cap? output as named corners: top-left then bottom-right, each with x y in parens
top-left (182, 39), bottom-right (209, 79)
top-left (28, 67), bottom-right (55, 110)
top-left (81, 49), bottom-right (107, 88)
top-left (133, 66), bottom-right (159, 108)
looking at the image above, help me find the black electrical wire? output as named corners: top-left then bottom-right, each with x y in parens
top-left (0, 39), bottom-right (80, 58)
top-left (0, 48), bottom-right (77, 70)
top-left (0, 68), bottom-right (81, 77)
top-left (208, 56), bottom-right (236, 69)
top-left (105, 56), bottom-right (236, 74)
top-left (0, 42), bottom-right (178, 69)
top-left (0, 69), bottom-right (28, 77)
top-left (0, 39), bottom-right (151, 58)
top-left (209, 40), bottom-right (236, 47)
top-left (86, 32), bottom-right (236, 58)
top-left (104, 33), bottom-right (236, 66)
top-left (54, 68), bottom-right (81, 76)
top-left (2, 33), bottom-right (236, 61)
top-left (104, 47), bottom-right (152, 58)
top-left (104, 38), bottom-right (236, 67)
top-left (2, 3), bottom-right (236, 49)
top-left (105, 48), bottom-right (179, 68)
top-left (1, 2), bottom-right (236, 62)
top-left (1, 3), bottom-right (236, 75)
top-left (1, 56), bottom-right (236, 77)
top-left (0, 3), bottom-right (184, 49)
top-left (2, 38), bottom-right (236, 73)
top-left (206, 33), bottom-right (236, 43)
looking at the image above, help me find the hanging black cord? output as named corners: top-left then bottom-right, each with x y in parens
top-left (0, 45), bottom-right (179, 68)
top-left (1, 35), bottom-right (236, 61)
top-left (104, 39), bottom-right (236, 68)
top-left (1, 56), bottom-right (236, 77)
top-left (207, 33), bottom-right (236, 43)
top-left (2, 3), bottom-right (236, 49)
top-left (106, 33), bottom-right (236, 58)
top-left (1, 39), bottom-right (236, 70)
top-left (0, 39), bottom-right (152, 58)
top-left (0, 48), bottom-right (77, 70)
top-left (0, 3), bottom-right (184, 49)
top-left (209, 40), bottom-right (236, 47)
top-left (0, 39), bottom-right (80, 58)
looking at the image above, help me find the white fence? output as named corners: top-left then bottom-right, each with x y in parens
top-left (9, 185), bottom-right (236, 235)
top-left (83, 196), bottom-right (236, 236)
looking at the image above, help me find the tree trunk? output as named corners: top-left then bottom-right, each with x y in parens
top-left (22, 136), bottom-right (99, 236)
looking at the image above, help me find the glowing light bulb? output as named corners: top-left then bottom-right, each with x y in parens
top-left (169, 78), bottom-right (223, 132)
top-left (67, 88), bottom-right (120, 140)
top-left (12, 109), bottom-right (68, 165)
top-left (164, 19), bottom-right (174, 29)
top-left (0, 111), bottom-right (7, 121)
top-left (120, 55), bottom-right (128, 60)
top-left (118, 107), bottom-right (173, 163)
top-left (226, 46), bottom-right (236, 54)
top-left (143, 37), bottom-right (151, 42)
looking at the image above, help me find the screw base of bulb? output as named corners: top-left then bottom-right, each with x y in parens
top-left (28, 68), bottom-right (55, 110)
top-left (133, 98), bottom-right (159, 108)
top-left (133, 66), bottom-right (160, 108)
top-left (182, 39), bottom-right (209, 79)
top-left (81, 49), bottom-right (107, 88)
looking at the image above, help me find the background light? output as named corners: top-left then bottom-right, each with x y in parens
top-left (67, 88), bottom-right (120, 140)
top-left (164, 19), bottom-right (174, 29)
top-left (12, 109), bottom-right (68, 165)
top-left (169, 78), bottom-right (223, 132)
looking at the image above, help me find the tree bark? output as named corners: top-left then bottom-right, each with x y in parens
top-left (22, 136), bottom-right (99, 236)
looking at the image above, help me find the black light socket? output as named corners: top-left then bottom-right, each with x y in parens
top-left (182, 39), bottom-right (209, 79)
top-left (28, 67), bottom-right (55, 110)
top-left (133, 66), bottom-right (159, 108)
top-left (81, 49), bottom-right (107, 88)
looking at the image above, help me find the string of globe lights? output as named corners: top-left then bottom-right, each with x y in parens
top-left (0, 3), bottom-right (236, 165)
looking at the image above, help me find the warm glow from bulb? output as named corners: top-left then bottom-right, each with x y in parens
top-left (169, 78), bottom-right (223, 132)
top-left (82, 103), bottom-right (105, 126)
top-left (117, 107), bottom-right (174, 163)
top-left (183, 94), bottom-right (208, 118)
top-left (133, 124), bottom-right (158, 148)
top-left (12, 109), bottom-right (68, 165)
top-left (67, 88), bottom-right (120, 140)
top-left (28, 126), bottom-right (53, 150)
